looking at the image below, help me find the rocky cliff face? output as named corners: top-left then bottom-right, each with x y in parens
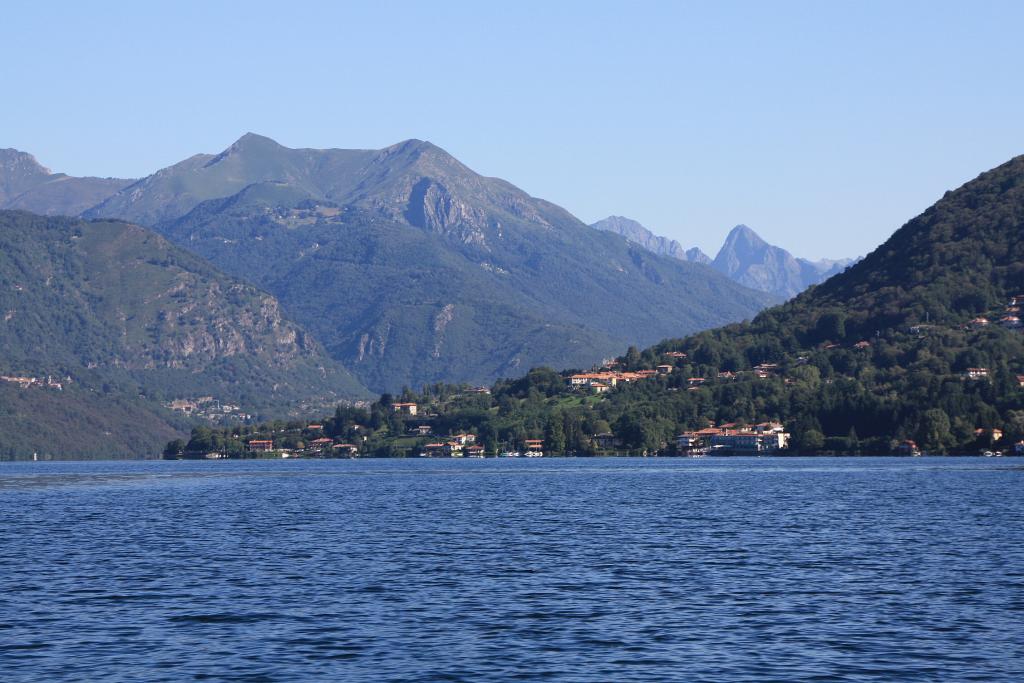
top-left (0, 210), bottom-right (367, 401)
top-left (591, 215), bottom-right (710, 263)
top-left (592, 215), bottom-right (853, 299)
top-left (712, 225), bottom-right (855, 299)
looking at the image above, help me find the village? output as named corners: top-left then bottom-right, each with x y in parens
top-left (165, 396), bottom-right (254, 423)
top-left (165, 294), bottom-right (1024, 460)
top-left (0, 374), bottom-right (66, 390)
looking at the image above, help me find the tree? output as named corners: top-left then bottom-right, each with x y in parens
top-left (545, 415), bottom-right (566, 455)
top-left (163, 439), bottom-right (185, 458)
top-left (917, 408), bottom-right (953, 453)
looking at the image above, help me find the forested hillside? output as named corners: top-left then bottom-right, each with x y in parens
top-left (0, 211), bottom-right (367, 459)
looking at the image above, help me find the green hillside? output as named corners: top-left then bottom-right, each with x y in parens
top-left (0, 210), bottom-right (368, 459)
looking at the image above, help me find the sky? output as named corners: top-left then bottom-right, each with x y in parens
top-left (2, 1), bottom-right (1022, 259)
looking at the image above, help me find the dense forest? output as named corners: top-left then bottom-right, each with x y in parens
top-left (167, 153), bottom-right (1024, 458)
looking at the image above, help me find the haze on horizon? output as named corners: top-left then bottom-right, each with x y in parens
top-left (2, 0), bottom-right (1021, 260)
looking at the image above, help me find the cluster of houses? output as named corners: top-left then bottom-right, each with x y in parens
top-left (0, 374), bottom-right (65, 390)
top-left (676, 422), bottom-right (790, 455)
top-left (167, 396), bottom-right (252, 423)
top-left (568, 365), bottom-right (675, 393)
top-left (965, 295), bottom-right (1024, 332)
top-left (420, 432), bottom-right (486, 458)
top-left (568, 357), bottom-right (796, 394)
top-left (246, 429), bottom-right (359, 457)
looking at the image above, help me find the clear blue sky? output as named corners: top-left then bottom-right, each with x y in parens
top-left (3, 1), bottom-right (1022, 259)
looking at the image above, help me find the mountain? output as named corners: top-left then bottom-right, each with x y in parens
top-left (711, 224), bottom-right (857, 299)
top-left (193, 151), bottom-right (1024, 459)
top-left (591, 216), bottom-right (854, 297)
top-left (82, 134), bottom-right (777, 392)
top-left (591, 216), bottom-right (710, 264)
top-left (0, 148), bottom-right (133, 216)
top-left (0, 210), bottom-right (367, 459)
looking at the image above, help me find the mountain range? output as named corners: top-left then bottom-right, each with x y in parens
top-left (591, 216), bottom-right (855, 299)
top-left (4, 133), bottom-right (774, 393)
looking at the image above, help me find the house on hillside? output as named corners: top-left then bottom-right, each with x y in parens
top-left (968, 317), bottom-right (990, 330)
top-left (1000, 315), bottom-right (1021, 329)
top-left (656, 365), bottom-right (673, 374)
top-left (964, 367), bottom-right (990, 380)
top-left (391, 402), bottom-right (418, 416)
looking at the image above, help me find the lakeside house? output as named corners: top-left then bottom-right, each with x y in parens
top-left (592, 432), bottom-right (621, 450)
top-left (247, 440), bottom-right (274, 453)
top-left (524, 439), bottom-right (544, 456)
top-left (975, 427), bottom-right (1004, 443)
top-left (677, 422), bottom-right (790, 454)
top-left (897, 440), bottom-right (921, 456)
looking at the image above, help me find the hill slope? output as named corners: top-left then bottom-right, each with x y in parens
top-left (84, 134), bottom-right (777, 392)
top-left (605, 154), bottom-right (1024, 453)
top-left (0, 148), bottom-right (133, 216)
top-left (0, 210), bottom-right (367, 459)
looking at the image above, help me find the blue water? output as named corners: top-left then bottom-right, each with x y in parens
top-left (1, 457), bottom-right (1022, 682)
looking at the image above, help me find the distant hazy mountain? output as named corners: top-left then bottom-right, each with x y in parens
top-left (81, 134), bottom-right (776, 392)
top-left (591, 214), bottom-right (853, 299)
top-left (0, 148), bottom-right (133, 216)
top-left (591, 216), bottom-right (711, 264)
top-left (712, 225), bottom-right (856, 299)
top-left (0, 210), bottom-right (367, 458)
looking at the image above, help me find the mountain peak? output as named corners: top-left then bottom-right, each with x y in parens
top-left (226, 132), bottom-right (285, 154)
top-left (722, 224), bottom-right (768, 250)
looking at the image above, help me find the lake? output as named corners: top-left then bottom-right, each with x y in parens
top-left (1, 457), bottom-right (1022, 681)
